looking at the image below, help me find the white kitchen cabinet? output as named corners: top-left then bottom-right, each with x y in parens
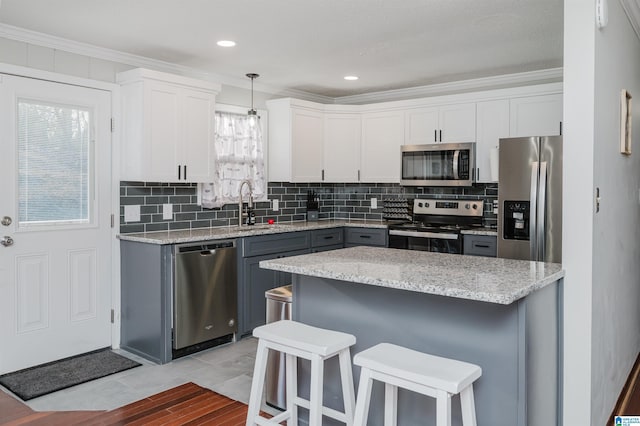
top-left (404, 103), bottom-right (476, 144)
top-left (361, 111), bottom-right (404, 182)
top-left (291, 108), bottom-right (324, 182)
top-left (324, 113), bottom-right (361, 182)
top-left (509, 94), bottom-right (563, 137)
top-left (476, 99), bottom-right (510, 182)
top-left (117, 68), bottom-right (220, 182)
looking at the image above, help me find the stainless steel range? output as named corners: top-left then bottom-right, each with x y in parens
top-left (388, 198), bottom-right (484, 253)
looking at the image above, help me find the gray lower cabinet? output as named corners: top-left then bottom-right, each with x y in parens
top-left (239, 232), bottom-right (311, 336)
top-left (120, 240), bottom-right (173, 364)
top-left (463, 234), bottom-right (497, 257)
top-left (344, 227), bottom-right (388, 247)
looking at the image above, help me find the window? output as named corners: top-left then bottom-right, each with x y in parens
top-left (17, 100), bottom-right (93, 227)
top-left (200, 111), bottom-right (266, 208)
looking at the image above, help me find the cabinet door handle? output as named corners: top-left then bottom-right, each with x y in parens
top-left (434, 129), bottom-right (437, 142)
top-left (322, 169), bottom-right (325, 181)
top-left (184, 165), bottom-right (187, 180)
top-left (178, 165), bottom-right (181, 180)
top-left (477, 167), bottom-right (480, 181)
top-left (439, 130), bottom-right (442, 142)
top-left (559, 121), bottom-right (563, 135)
top-left (358, 170), bottom-right (360, 181)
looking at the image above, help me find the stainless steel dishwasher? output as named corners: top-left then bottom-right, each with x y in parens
top-left (173, 240), bottom-right (237, 351)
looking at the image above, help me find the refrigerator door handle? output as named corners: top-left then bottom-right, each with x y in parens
top-left (530, 162), bottom-right (539, 260)
top-left (453, 150), bottom-right (460, 179)
top-left (537, 162), bottom-right (548, 261)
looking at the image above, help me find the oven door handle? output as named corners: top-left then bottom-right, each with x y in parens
top-left (388, 229), bottom-right (459, 240)
top-left (453, 150), bottom-right (460, 179)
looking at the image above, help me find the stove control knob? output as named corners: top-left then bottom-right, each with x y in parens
top-left (418, 202), bottom-right (423, 208)
top-left (465, 203), bottom-right (470, 209)
top-left (472, 203), bottom-right (478, 210)
top-left (425, 202), bottom-right (430, 208)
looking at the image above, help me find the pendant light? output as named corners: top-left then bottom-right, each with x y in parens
top-left (246, 73), bottom-right (259, 118)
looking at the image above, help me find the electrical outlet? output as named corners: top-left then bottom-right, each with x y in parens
top-left (493, 200), bottom-right (499, 215)
top-left (370, 197), bottom-right (378, 209)
top-left (272, 199), bottom-right (279, 211)
top-left (124, 205), bottom-right (140, 222)
top-left (163, 203), bottom-right (173, 220)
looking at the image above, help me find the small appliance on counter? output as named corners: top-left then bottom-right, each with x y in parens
top-left (306, 190), bottom-right (319, 221)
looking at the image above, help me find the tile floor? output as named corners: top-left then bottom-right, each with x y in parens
top-left (0, 337), bottom-right (277, 414)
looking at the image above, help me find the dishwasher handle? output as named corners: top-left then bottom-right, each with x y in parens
top-left (176, 240), bottom-right (236, 255)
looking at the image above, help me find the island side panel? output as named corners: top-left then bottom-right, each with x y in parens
top-left (293, 275), bottom-right (524, 426)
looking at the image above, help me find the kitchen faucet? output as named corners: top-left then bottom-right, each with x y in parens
top-left (238, 180), bottom-right (254, 226)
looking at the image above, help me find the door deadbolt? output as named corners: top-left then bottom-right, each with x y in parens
top-left (1, 236), bottom-right (14, 247)
top-left (1, 216), bottom-right (11, 226)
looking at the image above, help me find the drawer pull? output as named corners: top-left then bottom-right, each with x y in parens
top-left (360, 235), bottom-right (372, 239)
top-left (474, 244), bottom-right (490, 248)
top-left (324, 236), bottom-right (334, 240)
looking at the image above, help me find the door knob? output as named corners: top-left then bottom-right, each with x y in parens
top-left (1, 236), bottom-right (14, 247)
top-left (1, 216), bottom-right (11, 226)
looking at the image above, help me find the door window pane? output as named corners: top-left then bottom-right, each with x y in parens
top-left (18, 100), bottom-right (92, 226)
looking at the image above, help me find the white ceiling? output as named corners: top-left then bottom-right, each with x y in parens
top-left (0, 0), bottom-right (563, 98)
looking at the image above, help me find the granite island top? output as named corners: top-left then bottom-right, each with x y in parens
top-left (117, 219), bottom-right (388, 245)
top-left (260, 246), bottom-right (564, 305)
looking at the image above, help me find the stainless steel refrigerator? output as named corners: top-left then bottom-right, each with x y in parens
top-left (497, 136), bottom-right (562, 263)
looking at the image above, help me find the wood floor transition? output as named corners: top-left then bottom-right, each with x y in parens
top-left (0, 382), bottom-right (273, 425)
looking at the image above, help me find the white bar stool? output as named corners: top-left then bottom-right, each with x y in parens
top-left (246, 320), bottom-right (357, 426)
top-left (353, 343), bottom-right (481, 426)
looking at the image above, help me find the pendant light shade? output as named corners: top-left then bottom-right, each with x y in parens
top-left (246, 73), bottom-right (259, 117)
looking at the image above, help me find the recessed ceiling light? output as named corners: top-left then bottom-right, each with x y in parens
top-left (344, 75), bottom-right (359, 81)
top-left (217, 40), bottom-right (236, 47)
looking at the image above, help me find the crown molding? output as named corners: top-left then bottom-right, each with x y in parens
top-left (620, 0), bottom-right (640, 41)
top-left (333, 68), bottom-right (564, 104)
top-left (0, 23), bottom-right (333, 104)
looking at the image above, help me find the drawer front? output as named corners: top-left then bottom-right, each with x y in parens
top-left (344, 227), bottom-right (387, 247)
top-left (241, 231), bottom-right (310, 257)
top-left (463, 235), bottom-right (497, 257)
top-left (311, 228), bottom-right (344, 248)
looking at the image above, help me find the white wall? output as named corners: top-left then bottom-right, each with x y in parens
top-left (591, 0), bottom-right (640, 423)
top-left (564, 0), bottom-right (640, 424)
top-left (0, 35), bottom-right (273, 110)
top-left (563, 1), bottom-right (595, 423)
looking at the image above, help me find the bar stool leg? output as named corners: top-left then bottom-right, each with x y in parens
top-left (338, 348), bottom-right (355, 425)
top-left (309, 353), bottom-right (324, 426)
top-left (352, 368), bottom-right (374, 426)
top-left (435, 389), bottom-right (452, 426)
top-left (246, 340), bottom-right (269, 426)
top-left (384, 383), bottom-right (398, 426)
top-left (460, 385), bottom-right (477, 426)
top-left (285, 353), bottom-right (298, 426)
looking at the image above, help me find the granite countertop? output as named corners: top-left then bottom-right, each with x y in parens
top-left (259, 246), bottom-right (564, 305)
top-left (117, 219), bottom-right (388, 245)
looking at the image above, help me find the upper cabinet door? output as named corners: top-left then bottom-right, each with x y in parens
top-left (405, 107), bottom-right (439, 145)
top-left (145, 81), bottom-right (181, 181)
top-left (324, 113), bottom-right (361, 183)
top-left (181, 88), bottom-right (216, 182)
top-left (509, 94), bottom-right (563, 137)
top-left (361, 111), bottom-right (404, 182)
top-left (476, 99), bottom-right (510, 182)
top-left (438, 103), bottom-right (476, 143)
top-left (291, 108), bottom-right (324, 182)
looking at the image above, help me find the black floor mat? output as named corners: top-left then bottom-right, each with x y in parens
top-left (0, 348), bottom-right (141, 401)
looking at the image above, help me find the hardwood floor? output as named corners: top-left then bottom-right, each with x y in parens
top-left (610, 352), bottom-right (640, 422)
top-left (0, 382), bottom-right (271, 425)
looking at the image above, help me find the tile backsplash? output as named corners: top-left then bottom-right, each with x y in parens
top-left (119, 181), bottom-right (498, 234)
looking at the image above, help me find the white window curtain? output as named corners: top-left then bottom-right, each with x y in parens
top-left (200, 111), bottom-right (266, 208)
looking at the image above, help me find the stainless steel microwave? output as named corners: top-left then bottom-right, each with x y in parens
top-left (400, 142), bottom-right (476, 186)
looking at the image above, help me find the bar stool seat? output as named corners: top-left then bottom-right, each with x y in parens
top-left (246, 320), bottom-right (357, 426)
top-left (353, 343), bottom-right (481, 426)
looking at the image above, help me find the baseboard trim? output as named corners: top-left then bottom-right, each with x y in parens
top-left (609, 352), bottom-right (640, 423)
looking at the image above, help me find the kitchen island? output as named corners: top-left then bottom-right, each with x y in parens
top-left (260, 246), bottom-right (564, 426)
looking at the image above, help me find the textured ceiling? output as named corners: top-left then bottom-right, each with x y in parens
top-left (0, 0), bottom-right (563, 97)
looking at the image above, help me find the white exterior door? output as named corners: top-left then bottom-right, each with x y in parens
top-left (0, 74), bottom-right (113, 374)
